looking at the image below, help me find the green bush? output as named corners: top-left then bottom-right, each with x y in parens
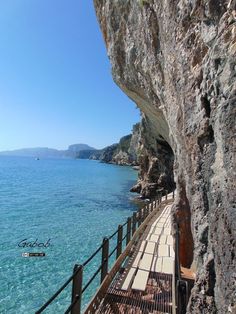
top-left (139, 0), bottom-right (150, 7)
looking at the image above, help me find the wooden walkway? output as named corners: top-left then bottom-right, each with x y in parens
top-left (91, 196), bottom-right (176, 314)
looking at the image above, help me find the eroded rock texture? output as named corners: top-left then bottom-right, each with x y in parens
top-left (94, 0), bottom-right (236, 313)
top-left (131, 116), bottom-right (175, 198)
top-left (99, 123), bottom-right (141, 165)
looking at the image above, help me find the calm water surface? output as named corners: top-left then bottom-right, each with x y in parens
top-left (0, 156), bottom-right (139, 313)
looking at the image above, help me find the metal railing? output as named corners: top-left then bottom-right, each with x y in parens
top-left (36, 190), bottom-right (174, 314)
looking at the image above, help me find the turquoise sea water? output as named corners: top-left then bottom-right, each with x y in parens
top-left (0, 156), bottom-right (139, 313)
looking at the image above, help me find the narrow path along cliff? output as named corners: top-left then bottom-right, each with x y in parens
top-left (92, 203), bottom-right (177, 314)
top-left (84, 193), bottom-right (180, 314)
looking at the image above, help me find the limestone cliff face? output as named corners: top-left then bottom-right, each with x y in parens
top-left (99, 123), bottom-right (141, 165)
top-left (131, 116), bottom-right (175, 198)
top-left (94, 1), bottom-right (236, 313)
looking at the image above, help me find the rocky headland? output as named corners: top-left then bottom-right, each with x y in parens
top-left (76, 123), bottom-right (141, 165)
top-left (78, 121), bottom-right (175, 198)
top-left (94, 1), bottom-right (236, 313)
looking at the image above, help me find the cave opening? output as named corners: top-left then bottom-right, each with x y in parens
top-left (155, 137), bottom-right (176, 193)
top-left (201, 95), bottom-right (211, 118)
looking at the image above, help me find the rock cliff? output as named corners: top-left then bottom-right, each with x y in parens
top-left (76, 123), bottom-right (141, 165)
top-left (131, 116), bottom-right (175, 198)
top-left (94, 1), bottom-right (236, 313)
top-left (100, 123), bottom-right (141, 165)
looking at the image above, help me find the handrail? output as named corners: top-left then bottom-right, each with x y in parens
top-left (35, 190), bottom-right (175, 314)
top-left (82, 244), bottom-right (103, 267)
top-left (35, 269), bottom-right (79, 313)
top-left (108, 228), bottom-right (119, 240)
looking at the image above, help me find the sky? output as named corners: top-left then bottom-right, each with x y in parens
top-left (0, 0), bottom-right (140, 151)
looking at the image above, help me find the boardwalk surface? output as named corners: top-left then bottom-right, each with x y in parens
top-left (95, 197), bottom-right (175, 314)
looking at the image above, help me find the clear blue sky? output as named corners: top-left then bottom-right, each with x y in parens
top-left (0, 0), bottom-right (140, 151)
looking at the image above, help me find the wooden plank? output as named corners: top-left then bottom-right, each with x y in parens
top-left (139, 240), bottom-right (146, 252)
top-left (121, 267), bottom-right (136, 290)
top-left (151, 217), bottom-right (162, 226)
top-left (139, 253), bottom-right (153, 271)
top-left (158, 244), bottom-right (169, 256)
top-left (170, 246), bottom-right (175, 258)
top-left (154, 227), bottom-right (162, 235)
top-left (149, 234), bottom-right (159, 242)
top-left (148, 225), bottom-right (155, 232)
top-left (155, 223), bottom-right (164, 228)
top-left (163, 205), bottom-right (169, 213)
top-left (167, 235), bottom-right (173, 246)
top-left (162, 257), bottom-right (174, 274)
top-left (131, 269), bottom-right (149, 291)
top-left (163, 228), bottom-right (171, 235)
top-left (147, 226), bottom-right (155, 237)
top-left (151, 255), bottom-right (157, 272)
top-left (159, 235), bottom-right (167, 244)
top-left (152, 256), bottom-right (163, 272)
top-left (161, 216), bottom-right (168, 221)
top-left (144, 241), bottom-right (155, 254)
top-left (133, 252), bottom-right (142, 267)
top-left (165, 221), bottom-right (171, 227)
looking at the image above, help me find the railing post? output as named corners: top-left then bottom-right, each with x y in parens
top-left (141, 208), bottom-right (144, 222)
top-left (126, 217), bottom-right (132, 245)
top-left (132, 212), bottom-right (136, 236)
top-left (151, 201), bottom-right (153, 211)
top-left (138, 209), bottom-right (142, 227)
top-left (166, 190), bottom-right (168, 200)
top-left (175, 223), bottom-right (181, 279)
top-left (71, 264), bottom-right (83, 314)
top-left (116, 225), bottom-right (123, 259)
top-left (143, 206), bottom-right (147, 219)
top-left (101, 237), bottom-right (109, 284)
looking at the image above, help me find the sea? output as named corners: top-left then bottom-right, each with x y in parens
top-left (0, 156), bottom-right (139, 313)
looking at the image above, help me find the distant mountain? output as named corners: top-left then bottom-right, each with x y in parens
top-left (0, 144), bottom-right (96, 158)
top-left (76, 123), bottom-right (141, 166)
top-left (0, 147), bottom-right (63, 158)
top-left (68, 144), bottom-right (95, 152)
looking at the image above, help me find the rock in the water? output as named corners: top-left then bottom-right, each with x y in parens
top-left (130, 182), bottom-right (142, 193)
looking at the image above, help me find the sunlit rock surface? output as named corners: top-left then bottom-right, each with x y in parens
top-left (94, 0), bottom-right (236, 312)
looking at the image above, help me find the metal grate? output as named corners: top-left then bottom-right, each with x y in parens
top-left (95, 271), bottom-right (173, 314)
